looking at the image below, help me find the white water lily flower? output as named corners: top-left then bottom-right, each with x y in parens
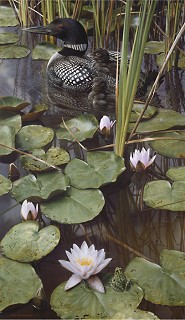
top-left (99, 115), bottom-right (115, 137)
top-left (130, 147), bottom-right (156, 172)
top-left (21, 199), bottom-right (39, 221)
top-left (59, 241), bottom-right (112, 292)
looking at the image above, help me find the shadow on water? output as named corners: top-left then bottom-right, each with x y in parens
top-left (0, 30), bottom-right (185, 319)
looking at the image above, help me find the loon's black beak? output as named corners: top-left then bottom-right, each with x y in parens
top-left (22, 25), bottom-right (53, 35)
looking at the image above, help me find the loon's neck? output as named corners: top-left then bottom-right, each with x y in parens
top-left (58, 42), bottom-right (88, 57)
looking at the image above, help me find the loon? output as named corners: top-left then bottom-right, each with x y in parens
top-left (23, 18), bottom-right (116, 94)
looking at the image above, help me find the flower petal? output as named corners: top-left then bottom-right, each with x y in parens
top-left (65, 274), bottom-right (82, 290)
top-left (59, 260), bottom-right (82, 275)
top-left (92, 258), bottom-right (112, 275)
top-left (87, 275), bottom-right (105, 293)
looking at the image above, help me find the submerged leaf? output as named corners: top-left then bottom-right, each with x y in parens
top-left (1, 221), bottom-right (60, 262)
top-left (0, 6), bottom-right (19, 27)
top-left (50, 274), bottom-right (143, 319)
top-left (0, 174), bottom-right (12, 196)
top-left (0, 32), bottom-right (19, 44)
top-left (65, 151), bottom-right (125, 189)
top-left (32, 42), bottom-right (59, 60)
top-left (0, 45), bottom-right (30, 59)
top-left (40, 187), bottom-right (105, 224)
top-left (125, 250), bottom-right (185, 306)
top-left (11, 171), bottom-right (70, 202)
top-left (0, 257), bottom-right (42, 311)
top-left (56, 114), bottom-right (98, 142)
top-left (15, 125), bottom-right (54, 151)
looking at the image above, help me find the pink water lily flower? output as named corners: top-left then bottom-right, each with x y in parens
top-left (99, 115), bottom-right (115, 137)
top-left (21, 199), bottom-right (39, 221)
top-left (130, 147), bottom-right (156, 172)
top-left (59, 241), bottom-right (112, 293)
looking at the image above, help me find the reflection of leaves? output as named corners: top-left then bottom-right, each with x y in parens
top-left (50, 274), bottom-right (143, 319)
top-left (0, 257), bottom-right (42, 311)
top-left (125, 249), bottom-right (185, 306)
top-left (1, 221), bottom-right (60, 262)
top-left (32, 42), bottom-right (59, 60)
top-left (0, 45), bottom-right (30, 59)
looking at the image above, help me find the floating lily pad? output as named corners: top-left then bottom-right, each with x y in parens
top-left (0, 32), bottom-right (19, 44)
top-left (20, 148), bottom-right (70, 172)
top-left (156, 52), bottom-right (185, 69)
top-left (0, 110), bottom-right (21, 133)
top-left (143, 180), bottom-right (185, 211)
top-left (11, 171), bottom-right (70, 202)
top-left (0, 126), bottom-right (15, 157)
top-left (0, 6), bottom-right (19, 27)
top-left (22, 104), bottom-right (48, 122)
top-left (166, 167), bottom-right (185, 181)
top-left (0, 257), bottom-right (42, 311)
top-left (129, 109), bottom-right (185, 133)
top-left (0, 96), bottom-right (29, 111)
top-left (50, 274), bottom-right (143, 319)
top-left (125, 249), bottom-right (185, 306)
top-left (32, 42), bottom-right (59, 60)
top-left (149, 132), bottom-right (185, 158)
top-left (130, 103), bottom-right (157, 122)
top-left (40, 187), bottom-right (105, 224)
top-left (56, 114), bottom-right (98, 142)
top-left (0, 174), bottom-right (12, 196)
top-left (144, 41), bottom-right (165, 54)
top-left (1, 221), bottom-right (60, 262)
top-left (112, 309), bottom-right (159, 319)
top-left (0, 45), bottom-right (30, 59)
top-left (15, 125), bottom-right (54, 151)
top-left (65, 151), bottom-right (125, 189)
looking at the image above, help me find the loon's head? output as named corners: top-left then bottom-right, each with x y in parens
top-left (23, 18), bottom-right (88, 57)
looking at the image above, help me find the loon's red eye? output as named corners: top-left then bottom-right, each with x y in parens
top-left (57, 24), bottom-right (64, 29)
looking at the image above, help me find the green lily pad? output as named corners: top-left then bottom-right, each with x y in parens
top-left (56, 114), bottom-right (98, 142)
top-left (149, 132), bottom-right (185, 158)
top-left (1, 221), bottom-right (60, 262)
top-left (0, 125), bottom-right (15, 157)
top-left (130, 103), bottom-right (157, 122)
top-left (50, 274), bottom-right (143, 319)
top-left (15, 125), bottom-right (54, 151)
top-left (0, 6), bottom-right (19, 27)
top-left (144, 41), bottom-right (165, 54)
top-left (143, 180), bottom-right (185, 211)
top-left (129, 109), bottom-right (185, 133)
top-left (166, 167), bottom-right (185, 181)
top-left (11, 171), bottom-right (70, 202)
top-left (112, 309), bottom-right (159, 319)
top-left (0, 96), bottom-right (29, 111)
top-left (0, 110), bottom-right (21, 133)
top-left (0, 257), bottom-right (42, 311)
top-left (22, 104), bottom-right (48, 122)
top-left (32, 42), bottom-right (59, 60)
top-left (0, 174), bottom-right (12, 196)
top-left (125, 249), bottom-right (185, 306)
top-left (65, 151), bottom-right (125, 189)
top-left (0, 32), bottom-right (19, 44)
top-left (40, 187), bottom-right (105, 224)
top-left (156, 52), bottom-right (185, 69)
top-left (20, 148), bottom-right (70, 172)
top-left (0, 45), bottom-right (30, 59)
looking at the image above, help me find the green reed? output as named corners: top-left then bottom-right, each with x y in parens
top-left (115, 0), bottom-right (157, 157)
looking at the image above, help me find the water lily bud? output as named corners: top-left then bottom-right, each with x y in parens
top-left (99, 115), bottom-right (115, 137)
top-left (21, 199), bottom-right (39, 221)
top-left (59, 241), bottom-right (112, 292)
top-left (130, 147), bottom-right (156, 172)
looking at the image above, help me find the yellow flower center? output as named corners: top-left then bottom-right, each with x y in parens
top-left (76, 258), bottom-right (94, 266)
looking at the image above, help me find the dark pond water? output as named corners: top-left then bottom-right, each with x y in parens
top-left (0, 25), bottom-right (185, 319)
